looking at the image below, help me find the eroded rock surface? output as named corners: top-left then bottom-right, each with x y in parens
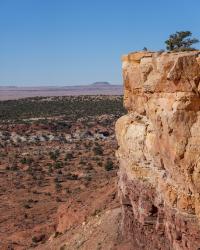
top-left (116, 51), bottom-right (200, 250)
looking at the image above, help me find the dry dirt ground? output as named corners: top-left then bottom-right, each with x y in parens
top-left (36, 208), bottom-right (122, 250)
top-left (0, 96), bottom-right (125, 250)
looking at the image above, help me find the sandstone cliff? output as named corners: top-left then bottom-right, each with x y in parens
top-left (116, 51), bottom-right (200, 250)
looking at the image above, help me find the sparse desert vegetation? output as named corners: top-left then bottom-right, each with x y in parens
top-left (0, 95), bottom-right (125, 249)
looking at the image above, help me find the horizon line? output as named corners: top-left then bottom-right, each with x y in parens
top-left (0, 82), bottom-right (123, 88)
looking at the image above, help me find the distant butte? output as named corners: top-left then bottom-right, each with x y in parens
top-left (90, 82), bottom-right (111, 86)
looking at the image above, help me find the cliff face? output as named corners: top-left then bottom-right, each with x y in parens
top-left (116, 51), bottom-right (200, 250)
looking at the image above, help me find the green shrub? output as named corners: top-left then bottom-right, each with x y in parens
top-left (93, 145), bottom-right (103, 155)
top-left (54, 161), bottom-right (63, 169)
top-left (20, 157), bottom-right (33, 164)
top-left (105, 160), bottom-right (114, 171)
top-left (49, 149), bottom-right (60, 161)
top-left (64, 152), bottom-right (74, 161)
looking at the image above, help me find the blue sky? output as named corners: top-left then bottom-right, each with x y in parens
top-left (0, 0), bottom-right (200, 86)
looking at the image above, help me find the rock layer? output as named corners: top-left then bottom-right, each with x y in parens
top-left (116, 51), bottom-right (200, 249)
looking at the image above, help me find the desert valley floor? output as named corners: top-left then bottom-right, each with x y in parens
top-left (0, 95), bottom-right (125, 250)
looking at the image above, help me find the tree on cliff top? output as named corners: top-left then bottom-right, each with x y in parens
top-left (165, 31), bottom-right (199, 52)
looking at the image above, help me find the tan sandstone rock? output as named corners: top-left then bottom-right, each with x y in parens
top-left (116, 50), bottom-right (200, 250)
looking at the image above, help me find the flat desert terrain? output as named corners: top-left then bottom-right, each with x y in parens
top-left (0, 95), bottom-right (125, 249)
top-left (0, 84), bottom-right (123, 101)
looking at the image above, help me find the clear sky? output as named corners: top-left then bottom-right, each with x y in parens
top-left (0, 0), bottom-right (200, 86)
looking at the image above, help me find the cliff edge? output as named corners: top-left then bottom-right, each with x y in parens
top-left (116, 51), bottom-right (200, 249)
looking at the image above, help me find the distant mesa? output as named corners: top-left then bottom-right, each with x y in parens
top-left (90, 82), bottom-right (111, 87)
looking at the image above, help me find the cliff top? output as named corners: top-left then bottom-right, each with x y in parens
top-left (122, 50), bottom-right (200, 62)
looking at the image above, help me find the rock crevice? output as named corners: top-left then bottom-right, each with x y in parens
top-left (116, 51), bottom-right (200, 250)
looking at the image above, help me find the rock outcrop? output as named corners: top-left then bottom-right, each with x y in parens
top-left (116, 51), bottom-right (200, 249)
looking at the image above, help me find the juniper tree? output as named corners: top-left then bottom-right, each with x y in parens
top-left (165, 31), bottom-right (199, 52)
